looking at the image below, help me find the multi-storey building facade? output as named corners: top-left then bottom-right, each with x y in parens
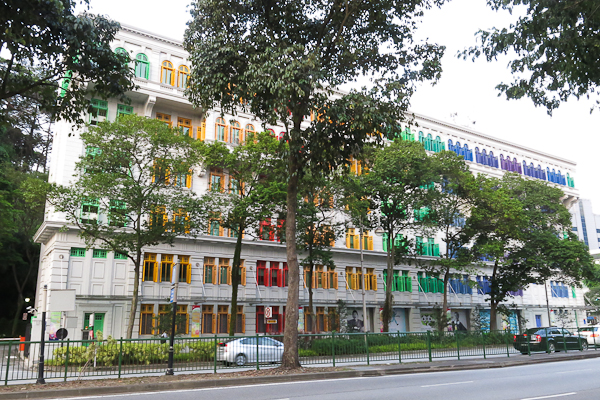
top-left (571, 199), bottom-right (600, 252)
top-left (32, 24), bottom-right (587, 341)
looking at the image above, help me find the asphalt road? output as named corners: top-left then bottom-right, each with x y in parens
top-left (59, 357), bottom-right (600, 400)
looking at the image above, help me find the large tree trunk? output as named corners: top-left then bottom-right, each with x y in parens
top-left (229, 228), bottom-right (244, 336)
top-left (125, 250), bottom-right (142, 339)
top-left (441, 268), bottom-right (450, 333)
top-left (382, 230), bottom-right (394, 332)
top-left (488, 260), bottom-right (499, 331)
top-left (281, 150), bottom-right (301, 369)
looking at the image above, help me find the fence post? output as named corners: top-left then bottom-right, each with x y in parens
top-left (506, 332), bottom-right (510, 358)
top-left (365, 332), bottom-right (370, 366)
top-left (214, 335), bottom-right (218, 373)
top-left (331, 332), bottom-right (335, 367)
top-left (482, 330), bottom-right (487, 359)
top-left (427, 331), bottom-right (432, 362)
top-left (63, 339), bottom-right (70, 382)
top-left (256, 333), bottom-right (260, 371)
top-left (118, 338), bottom-right (123, 379)
top-left (456, 333), bottom-right (460, 361)
top-left (398, 333), bottom-right (402, 364)
top-left (4, 341), bottom-right (12, 386)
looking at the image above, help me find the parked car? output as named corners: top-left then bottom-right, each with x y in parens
top-left (217, 336), bottom-right (284, 366)
top-left (513, 327), bottom-right (588, 354)
top-left (578, 326), bottom-right (600, 346)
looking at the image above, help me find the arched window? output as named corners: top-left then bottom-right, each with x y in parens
top-left (177, 65), bottom-right (189, 88)
top-left (135, 53), bottom-right (149, 79)
top-left (230, 121), bottom-right (241, 143)
top-left (448, 139), bottom-right (453, 148)
top-left (547, 167), bottom-right (552, 182)
top-left (216, 117), bottom-right (227, 141)
top-left (161, 61), bottom-right (175, 85)
top-left (245, 124), bottom-right (255, 141)
top-left (279, 131), bottom-right (286, 140)
top-left (115, 47), bottom-right (129, 58)
top-left (267, 128), bottom-right (275, 137)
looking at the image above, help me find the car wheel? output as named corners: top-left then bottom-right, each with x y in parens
top-left (548, 342), bottom-right (556, 353)
top-left (520, 352), bottom-right (528, 355)
top-left (235, 354), bottom-right (247, 366)
top-left (581, 342), bottom-right (588, 351)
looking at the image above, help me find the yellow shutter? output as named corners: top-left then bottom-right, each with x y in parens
top-left (372, 274), bottom-right (377, 291)
top-left (212, 314), bottom-right (216, 334)
top-left (227, 314), bottom-right (231, 332)
top-left (224, 125), bottom-right (229, 142)
top-left (240, 128), bottom-right (245, 143)
top-left (324, 313), bottom-right (328, 332)
top-left (323, 271), bottom-right (328, 289)
top-left (368, 236), bottom-right (373, 250)
top-left (186, 172), bottom-right (191, 188)
top-left (241, 266), bottom-right (246, 286)
top-left (153, 262), bottom-right (158, 283)
top-left (333, 272), bottom-right (338, 289)
top-left (312, 271), bottom-right (316, 289)
top-left (200, 123), bottom-right (206, 140)
top-left (227, 266), bottom-right (232, 285)
top-left (186, 264), bottom-right (191, 284)
top-left (242, 314), bottom-right (245, 333)
top-left (346, 233), bottom-right (350, 248)
top-left (353, 235), bottom-right (359, 249)
top-left (212, 267), bottom-right (217, 285)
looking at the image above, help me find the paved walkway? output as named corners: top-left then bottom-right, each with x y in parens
top-left (5, 351), bottom-right (600, 400)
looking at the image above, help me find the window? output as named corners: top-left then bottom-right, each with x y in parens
top-left (257, 261), bottom-right (268, 286)
top-left (143, 253), bottom-right (157, 282)
top-left (202, 305), bottom-right (215, 334)
top-left (219, 258), bottom-right (231, 285)
top-left (216, 117), bottom-right (227, 141)
top-left (282, 263), bottom-right (288, 287)
top-left (356, 268), bottom-right (363, 290)
top-left (346, 267), bottom-right (356, 290)
top-left (80, 198), bottom-right (99, 224)
top-left (303, 266), bottom-right (314, 289)
top-left (114, 252), bottom-right (128, 260)
top-left (315, 265), bottom-right (325, 289)
top-left (236, 306), bottom-right (245, 333)
top-left (209, 169), bottom-right (224, 192)
top-left (415, 237), bottom-right (440, 257)
top-left (135, 53), bottom-right (149, 79)
top-left (152, 159), bottom-right (170, 185)
top-left (304, 308), bottom-right (313, 332)
top-left (316, 307), bottom-right (326, 332)
top-left (364, 268), bottom-right (376, 291)
top-left (229, 177), bottom-right (241, 195)
top-left (156, 112), bottom-right (172, 127)
top-left (217, 305), bottom-right (229, 334)
top-left (139, 304), bottom-right (154, 335)
top-left (177, 65), bottom-right (189, 88)
top-left (346, 228), bottom-right (359, 249)
top-left (92, 249), bottom-right (107, 258)
top-left (361, 231), bottom-right (374, 250)
top-left (384, 270), bottom-right (412, 292)
top-left (90, 99), bottom-right (108, 125)
top-left (418, 272), bottom-right (444, 293)
top-left (230, 121), bottom-right (241, 143)
top-left (70, 248), bottom-right (86, 257)
top-left (327, 267), bottom-right (338, 289)
top-left (176, 304), bottom-right (189, 334)
top-left (179, 255), bottom-right (191, 284)
top-left (259, 218), bottom-right (274, 241)
top-left (160, 254), bottom-right (173, 283)
top-left (177, 117), bottom-right (192, 137)
top-left (108, 199), bottom-right (127, 227)
top-left (161, 61), bottom-right (175, 85)
top-left (149, 205), bottom-right (167, 230)
top-left (208, 212), bottom-right (224, 236)
top-left (197, 122), bottom-right (206, 141)
top-left (117, 104), bottom-right (133, 119)
top-left (245, 124), bottom-right (255, 141)
top-left (204, 257), bottom-right (216, 284)
top-left (349, 157), bottom-right (363, 175)
top-left (271, 262), bottom-right (280, 287)
top-left (256, 306), bottom-right (265, 333)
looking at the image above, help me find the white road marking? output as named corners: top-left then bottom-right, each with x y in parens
top-left (521, 393), bottom-right (576, 400)
top-left (421, 380), bottom-right (473, 388)
top-left (556, 368), bottom-right (593, 374)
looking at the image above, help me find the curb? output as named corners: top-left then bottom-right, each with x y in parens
top-left (8, 352), bottom-right (600, 400)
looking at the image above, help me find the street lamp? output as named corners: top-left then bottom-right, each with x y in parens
top-left (36, 285), bottom-right (48, 384)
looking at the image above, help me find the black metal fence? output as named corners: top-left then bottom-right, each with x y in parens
top-left (1, 327), bottom-right (595, 384)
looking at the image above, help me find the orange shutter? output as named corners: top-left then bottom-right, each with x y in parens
top-left (212, 314), bottom-right (216, 333)
top-left (368, 236), bottom-right (373, 250)
top-left (241, 265), bottom-right (246, 285)
top-left (227, 266), bottom-right (232, 285)
top-left (212, 267), bottom-right (217, 285)
top-left (242, 314), bottom-right (246, 333)
top-left (186, 264), bottom-right (192, 284)
top-left (224, 125), bottom-right (229, 142)
top-left (333, 272), bottom-right (338, 289)
top-left (372, 274), bottom-right (377, 291)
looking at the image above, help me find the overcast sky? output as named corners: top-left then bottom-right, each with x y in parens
top-left (83, 0), bottom-right (600, 214)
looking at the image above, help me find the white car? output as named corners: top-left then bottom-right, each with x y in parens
top-left (578, 326), bottom-right (600, 346)
top-left (217, 336), bottom-right (284, 366)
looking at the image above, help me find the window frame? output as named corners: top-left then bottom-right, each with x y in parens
top-left (134, 53), bottom-right (149, 79)
top-left (161, 60), bottom-right (175, 86)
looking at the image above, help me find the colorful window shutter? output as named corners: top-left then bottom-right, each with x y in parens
top-left (241, 264), bottom-right (246, 285)
top-left (368, 235), bottom-right (373, 250)
top-left (333, 272), bottom-right (338, 289)
top-left (371, 274), bottom-right (377, 291)
top-left (227, 266), bottom-right (232, 285)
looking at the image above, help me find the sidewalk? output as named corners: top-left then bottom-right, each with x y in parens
top-left (5, 351), bottom-right (600, 400)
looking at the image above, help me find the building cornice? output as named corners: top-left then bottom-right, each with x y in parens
top-left (119, 23), bottom-right (184, 49)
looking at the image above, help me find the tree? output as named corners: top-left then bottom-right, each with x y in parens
top-left (296, 173), bottom-right (342, 333)
top-left (184, 0), bottom-right (445, 368)
top-left (47, 115), bottom-right (208, 338)
top-left (361, 139), bottom-right (437, 332)
top-left (470, 173), bottom-right (594, 330)
top-left (463, 0), bottom-right (600, 113)
top-left (422, 150), bottom-right (480, 331)
top-left (0, 0), bottom-right (135, 124)
top-left (196, 131), bottom-right (286, 336)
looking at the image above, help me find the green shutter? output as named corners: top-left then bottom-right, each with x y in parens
top-left (114, 252), bottom-right (128, 260)
top-left (70, 248), bottom-right (86, 257)
top-left (92, 249), bottom-right (107, 258)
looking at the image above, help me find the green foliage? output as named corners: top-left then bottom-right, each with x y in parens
top-left (463, 0), bottom-right (600, 113)
top-left (0, 0), bottom-right (135, 124)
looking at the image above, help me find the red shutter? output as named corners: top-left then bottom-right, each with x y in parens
top-left (265, 266), bottom-right (271, 287)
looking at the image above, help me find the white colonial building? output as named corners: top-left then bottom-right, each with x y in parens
top-left (32, 24), bottom-right (587, 341)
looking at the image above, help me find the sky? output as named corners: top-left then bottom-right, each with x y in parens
top-left (82, 0), bottom-right (600, 213)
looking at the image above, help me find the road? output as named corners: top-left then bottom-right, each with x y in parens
top-left (56, 357), bottom-right (600, 400)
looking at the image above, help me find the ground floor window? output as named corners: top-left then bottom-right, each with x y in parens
top-left (140, 305), bottom-right (154, 335)
top-left (202, 305), bottom-right (214, 334)
top-left (217, 305), bottom-right (229, 334)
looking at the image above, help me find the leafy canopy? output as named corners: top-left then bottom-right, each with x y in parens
top-left (464, 0), bottom-right (600, 113)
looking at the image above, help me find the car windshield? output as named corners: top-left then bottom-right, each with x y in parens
top-left (579, 327), bottom-right (596, 332)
